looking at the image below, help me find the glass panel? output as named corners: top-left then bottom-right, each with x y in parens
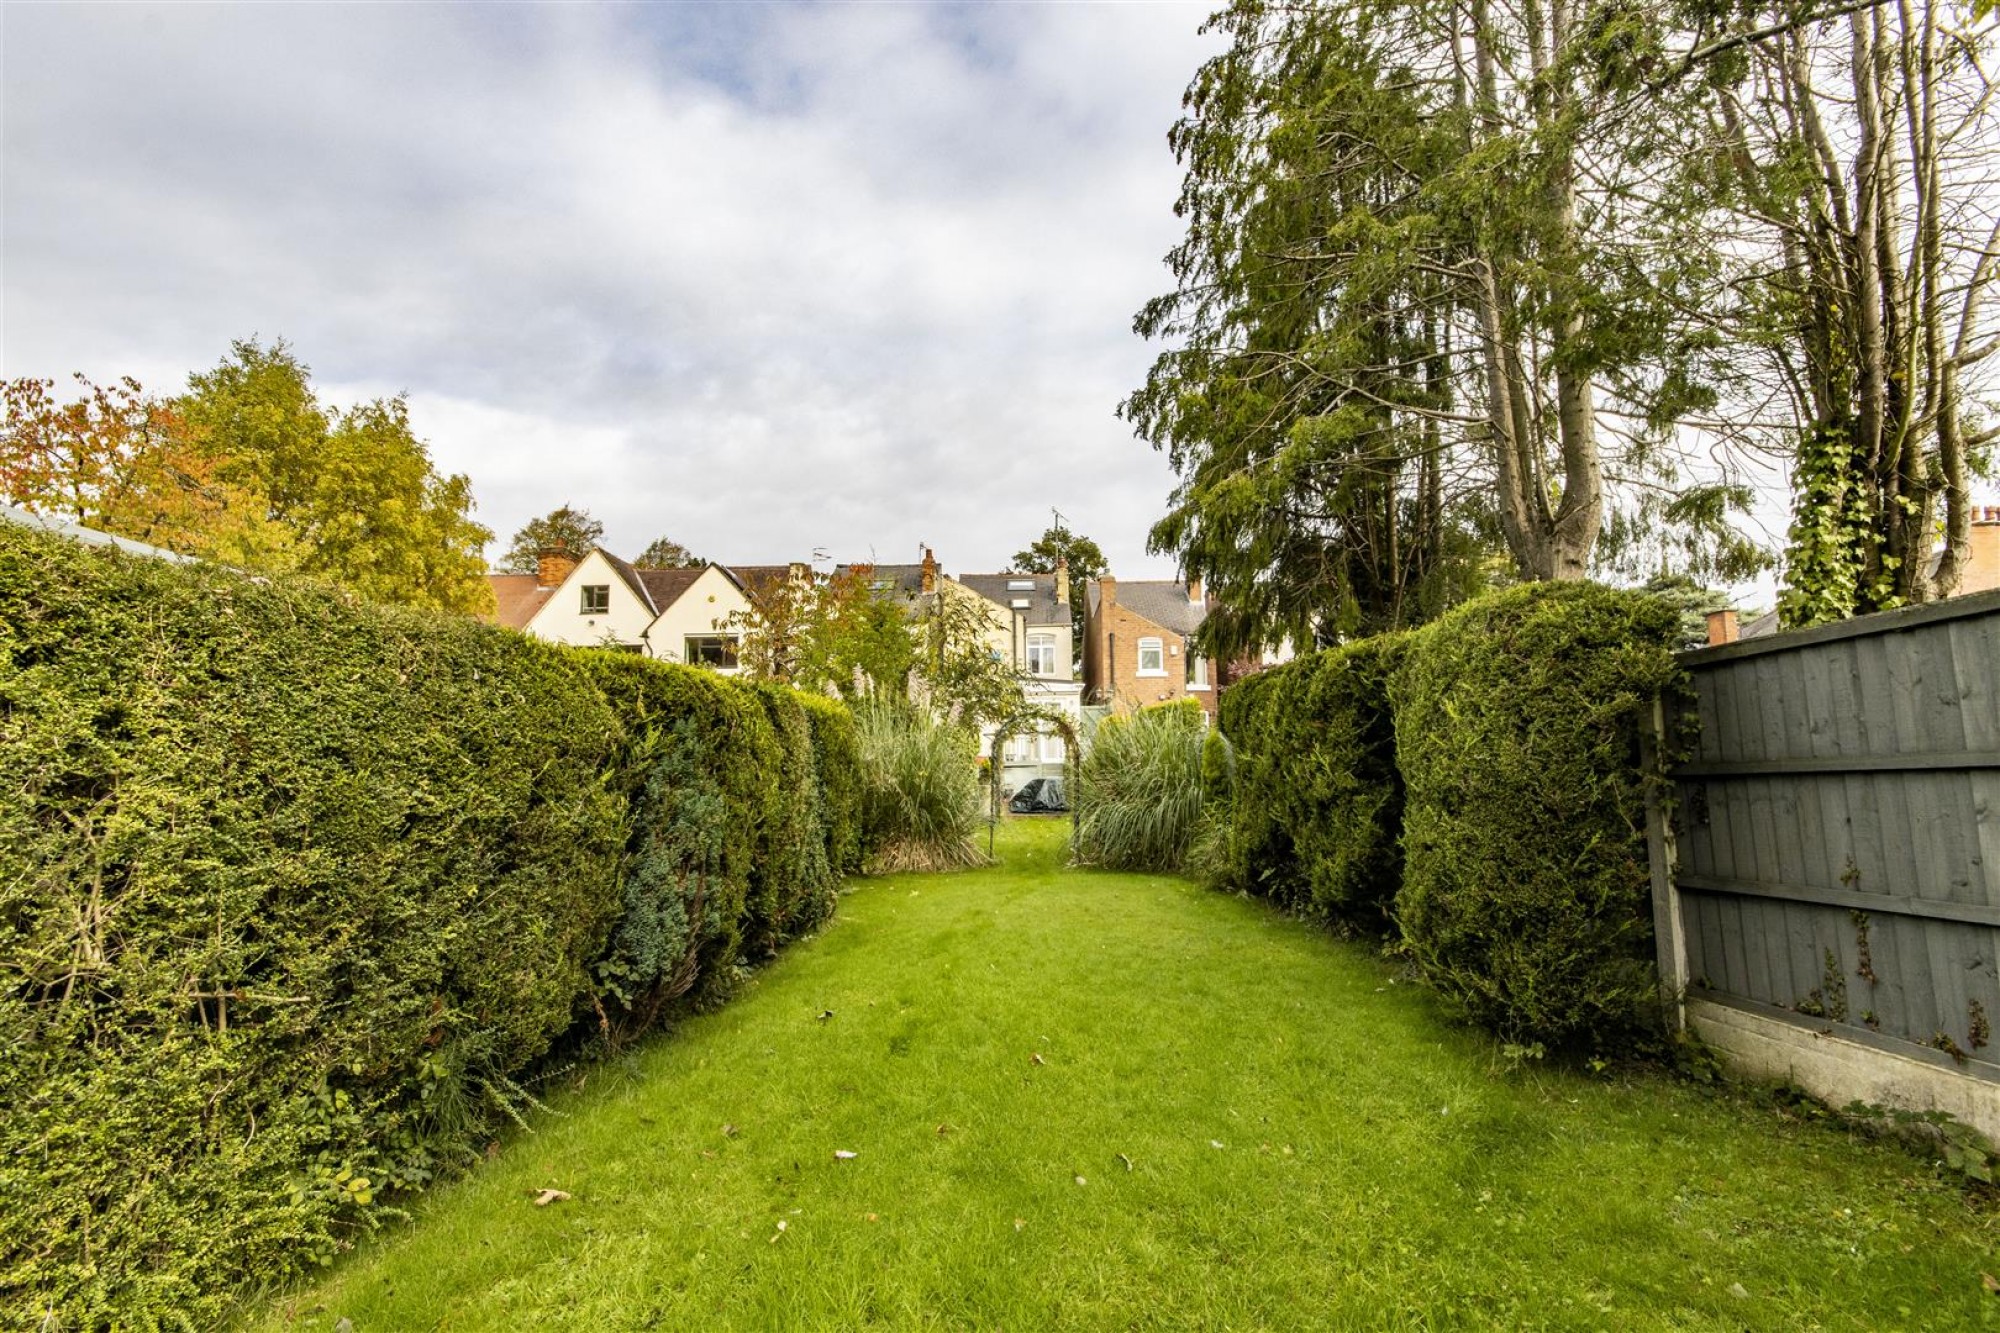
top-left (684, 635), bottom-right (740, 668)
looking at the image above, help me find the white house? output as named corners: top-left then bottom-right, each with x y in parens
top-left (955, 564), bottom-right (1085, 792)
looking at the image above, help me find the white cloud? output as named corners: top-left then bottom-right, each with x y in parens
top-left (2, 1), bottom-right (1218, 576)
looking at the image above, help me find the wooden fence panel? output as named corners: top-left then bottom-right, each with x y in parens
top-left (1668, 589), bottom-right (2000, 1079)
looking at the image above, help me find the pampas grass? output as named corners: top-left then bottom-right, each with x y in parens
top-left (856, 702), bottom-right (989, 873)
top-left (1072, 701), bottom-right (1207, 872)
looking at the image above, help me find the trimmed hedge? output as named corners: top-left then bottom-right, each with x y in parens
top-left (1214, 636), bottom-right (1407, 932)
top-left (1391, 583), bottom-right (1684, 1047)
top-left (799, 692), bottom-right (864, 880)
top-left (0, 522), bottom-right (859, 1328)
top-left (581, 652), bottom-right (768, 1016)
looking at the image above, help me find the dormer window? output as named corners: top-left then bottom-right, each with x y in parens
top-left (580, 584), bottom-right (610, 615)
top-left (1007, 579), bottom-right (1035, 591)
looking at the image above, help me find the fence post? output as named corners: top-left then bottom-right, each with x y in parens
top-left (1642, 694), bottom-right (1689, 1034)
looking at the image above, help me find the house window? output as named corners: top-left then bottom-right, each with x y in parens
top-left (1187, 651), bottom-right (1209, 690)
top-left (580, 584), bottom-right (610, 615)
top-left (1026, 633), bottom-right (1057, 677)
top-left (1039, 732), bottom-right (1066, 763)
top-left (1136, 637), bottom-right (1165, 676)
top-left (1005, 733), bottom-right (1033, 763)
top-left (684, 635), bottom-right (740, 669)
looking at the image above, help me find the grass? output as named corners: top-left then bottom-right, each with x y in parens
top-left (247, 820), bottom-right (1998, 1331)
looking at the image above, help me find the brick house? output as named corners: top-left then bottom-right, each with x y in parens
top-left (1081, 575), bottom-right (1221, 718)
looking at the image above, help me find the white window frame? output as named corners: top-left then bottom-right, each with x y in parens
top-left (683, 634), bottom-right (740, 669)
top-left (1026, 632), bottom-right (1058, 677)
top-left (1005, 733), bottom-right (1034, 763)
top-left (1136, 636), bottom-right (1166, 677)
top-left (1187, 651), bottom-right (1210, 691)
top-left (1039, 732), bottom-right (1066, 763)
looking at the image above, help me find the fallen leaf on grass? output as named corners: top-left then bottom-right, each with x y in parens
top-left (769, 1219), bottom-right (788, 1244)
top-left (866, 1213), bottom-right (878, 1222)
top-left (1983, 1272), bottom-right (2000, 1296)
top-left (1727, 1283), bottom-right (1750, 1300)
top-left (722, 1123), bottom-right (738, 1138)
top-left (1013, 1217), bottom-right (1026, 1231)
top-left (1116, 1153), bottom-right (1133, 1172)
top-left (816, 1010), bottom-right (835, 1022)
top-left (1210, 1140), bottom-right (1225, 1150)
top-left (1074, 1175), bottom-right (1087, 1186)
top-left (1030, 1053), bottom-right (1046, 1066)
top-left (936, 1123), bottom-right (952, 1137)
top-left (533, 1189), bottom-right (572, 1207)
top-left (834, 1150), bottom-right (858, 1160)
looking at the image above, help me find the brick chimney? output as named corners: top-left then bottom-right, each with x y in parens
top-left (1965, 506), bottom-right (2000, 596)
top-left (1054, 556), bottom-right (1070, 607)
top-left (1705, 608), bottom-right (1740, 646)
top-left (536, 546), bottom-right (580, 590)
top-left (920, 546), bottom-right (938, 595)
top-left (1187, 574), bottom-right (1203, 604)
top-left (1099, 573), bottom-right (1116, 606)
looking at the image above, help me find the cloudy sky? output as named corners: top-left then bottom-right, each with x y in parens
top-left (3, 1), bottom-right (1220, 576)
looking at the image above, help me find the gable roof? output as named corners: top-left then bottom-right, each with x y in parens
top-left (635, 566), bottom-right (704, 611)
top-left (486, 573), bottom-right (556, 630)
top-left (1094, 579), bottom-right (1209, 637)
top-left (839, 562), bottom-right (929, 600)
top-left (595, 548), bottom-right (659, 614)
top-left (958, 572), bottom-right (1069, 627)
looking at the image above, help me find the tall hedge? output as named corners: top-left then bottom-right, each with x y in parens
top-left (581, 653), bottom-right (772, 1017)
top-left (1213, 668), bottom-right (1293, 897)
top-left (799, 693), bottom-right (865, 879)
top-left (0, 523), bottom-right (625, 1325)
top-left (1390, 582), bottom-right (1684, 1047)
top-left (1213, 636), bottom-right (1407, 932)
top-left (0, 523), bottom-right (860, 1327)
top-left (746, 684), bottom-right (838, 955)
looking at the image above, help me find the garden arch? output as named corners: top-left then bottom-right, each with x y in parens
top-left (986, 708), bottom-right (1084, 857)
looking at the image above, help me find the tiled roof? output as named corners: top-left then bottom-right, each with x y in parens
top-left (839, 563), bottom-right (929, 600)
top-left (724, 564), bottom-right (797, 607)
top-left (1101, 579), bottom-right (1209, 636)
top-left (486, 573), bottom-right (555, 629)
top-left (958, 572), bottom-right (1070, 627)
top-left (635, 566), bottom-right (703, 611)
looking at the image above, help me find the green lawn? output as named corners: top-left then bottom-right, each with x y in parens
top-left (249, 820), bottom-right (1998, 1331)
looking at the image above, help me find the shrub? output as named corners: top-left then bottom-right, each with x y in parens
top-left (1211, 668), bottom-right (1289, 895)
top-left (0, 522), bottom-right (861, 1327)
top-left (1073, 700), bottom-right (1207, 872)
top-left (854, 702), bottom-right (987, 873)
top-left (1242, 635), bottom-right (1409, 931)
top-left (580, 653), bottom-right (770, 1016)
top-left (799, 692), bottom-right (865, 878)
top-left (0, 522), bottom-right (625, 1327)
top-left (1390, 582), bottom-right (1685, 1048)
top-left (745, 684), bottom-right (837, 953)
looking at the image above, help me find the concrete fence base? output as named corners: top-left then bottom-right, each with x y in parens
top-left (1691, 997), bottom-right (2000, 1143)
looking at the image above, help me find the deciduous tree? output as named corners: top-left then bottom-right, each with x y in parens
top-left (501, 505), bottom-right (605, 573)
top-left (178, 339), bottom-right (492, 614)
top-left (636, 536), bottom-right (704, 569)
